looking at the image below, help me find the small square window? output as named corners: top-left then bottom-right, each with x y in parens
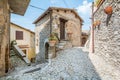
top-left (16, 31), bottom-right (23, 40)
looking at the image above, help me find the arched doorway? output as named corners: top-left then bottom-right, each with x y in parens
top-left (82, 37), bottom-right (87, 46)
top-left (45, 43), bottom-right (49, 59)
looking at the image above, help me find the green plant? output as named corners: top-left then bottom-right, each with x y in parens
top-left (10, 40), bottom-right (17, 50)
top-left (49, 33), bottom-right (58, 41)
top-left (48, 33), bottom-right (58, 46)
top-left (11, 40), bottom-right (17, 46)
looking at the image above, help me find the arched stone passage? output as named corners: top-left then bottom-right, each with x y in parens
top-left (45, 43), bottom-right (49, 59)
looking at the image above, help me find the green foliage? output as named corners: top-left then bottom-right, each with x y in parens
top-left (10, 40), bottom-right (17, 50)
top-left (49, 33), bottom-right (58, 41)
top-left (95, 0), bottom-right (101, 7)
top-left (11, 40), bottom-right (17, 46)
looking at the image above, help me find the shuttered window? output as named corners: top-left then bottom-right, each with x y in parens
top-left (16, 31), bottom-right (23, 40)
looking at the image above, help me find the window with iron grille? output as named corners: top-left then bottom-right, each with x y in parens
top-left (16, 31), bottom-right (23, 40)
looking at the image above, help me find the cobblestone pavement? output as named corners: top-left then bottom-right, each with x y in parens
top-left (0, 47), bottom-right (102, 80)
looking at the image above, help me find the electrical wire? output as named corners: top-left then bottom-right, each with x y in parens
top-left (29, 5), bottom-right (46, 11)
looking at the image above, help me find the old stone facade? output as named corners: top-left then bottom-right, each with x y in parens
top-left (35, 20), bottom-right (50, 63)
top-left (94, 0), bottom-right (120, 70)
top-left (0, 0), bottom-right (10, 76)
top-left (10, 23), bottom-right (35, 62)
top-left (0, 0), bottom-right (30, 76)
top-left (34, 7), bottom-right (83, 63)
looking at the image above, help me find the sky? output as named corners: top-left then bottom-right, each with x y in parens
top-left (11, 0), bottom-right (93, 32)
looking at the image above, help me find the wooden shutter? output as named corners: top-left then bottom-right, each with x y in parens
top-left (16, 31), bottom-right (23, 40)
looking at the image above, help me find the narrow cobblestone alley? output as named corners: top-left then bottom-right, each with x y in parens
top-left (1, 47), bottom-right (101, 80)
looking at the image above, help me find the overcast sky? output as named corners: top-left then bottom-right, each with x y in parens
top-left (11, 0), bottom-right (93, 32)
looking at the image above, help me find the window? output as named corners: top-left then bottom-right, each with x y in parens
top-left (16, 31), bottom-right (23, 40)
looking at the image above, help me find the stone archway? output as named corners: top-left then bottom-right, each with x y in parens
top-left (45, 43), bottom-right (49, 59)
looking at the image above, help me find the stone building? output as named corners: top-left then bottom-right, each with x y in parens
top-left (10, 23), bottom-right (35, 62)
top-left (93, 0), bottom-right (120, 70)
top-left (0, 0), bottom-right (30, 76)
top-left (87, 0), bottom-right (120, 76)
top-left (81, 30), bottom-right (89, 46)
top-left (33, 7), bottom-right (83, 63)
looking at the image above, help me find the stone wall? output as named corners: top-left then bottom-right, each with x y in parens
top-left (0, 0), bottom-right (10, 76)
top-left (35, 14), bottom-right (50, 54)
top-left (35, 19), bottom-right (50, 63)
top-left (10, 23), bottom-right (35, 61)
top-left (94, 0), bottom-right (120, 69)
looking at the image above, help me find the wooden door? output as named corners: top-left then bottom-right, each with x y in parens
top-left (60, 19), bottom-right (66, 40)
top-left (45, 43), bottom-right (49, 59)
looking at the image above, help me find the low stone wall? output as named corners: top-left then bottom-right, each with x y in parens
top-left (94, 0), bottom-right (120, 69)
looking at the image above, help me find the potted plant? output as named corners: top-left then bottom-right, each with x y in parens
top-left (93, 21), bottom-right (97, 27)
top-left (10, 40), bottom-right (17, 49)
top-left (104, 6), bottom-right (113, 15)
top-left (104, 6), bottom-right (113, 26)
top-left (96, 20), bottom-right (101, 26)
top-left (49, 33), bottom-right (58, 46)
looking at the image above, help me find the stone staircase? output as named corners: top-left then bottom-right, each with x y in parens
top-left (12, 45), bottom-right (31, 66)
top-left (56, 40), bottom-right (72, 51)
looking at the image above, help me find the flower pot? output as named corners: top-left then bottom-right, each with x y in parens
top-left (104, 6), bottom-right (113, 15)
top-left (93, 21), bottom-right (97, 27)
top-left (93, 20), bottom-right (101, 27)
top-left (49, 40), bottom-right (56, 46)
top-left (96, 20), bottom-right (101, 26)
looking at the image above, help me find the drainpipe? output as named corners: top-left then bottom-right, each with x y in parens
top-left (91, 2), bottom-right (94, 53)
top-left (80, 23), bottom-right (83, 46)
top-left (50, 10), bottom-right (52, 34)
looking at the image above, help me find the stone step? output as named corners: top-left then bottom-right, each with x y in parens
top-left (56, 40), bottom-right (72, 51)
top-left (60, 40), bottom-right (67, 44)
top-left (57, 42), bottom-right (66, 46)
top-left (12, 45), bottom-right (31, 66)
top-left (57, 45), bottom-right (64, 49)
top-left (10, 50), bottom-right (16, 56)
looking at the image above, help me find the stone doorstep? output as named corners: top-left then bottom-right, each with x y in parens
top-left (56, 40), bottom-right (73, 51)
top-left (58, 43), bottom-right (66, 46)
top-left (57, 45), bottom-right (64, 49)
top-left (56, 40), bottom-right (67, 47)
